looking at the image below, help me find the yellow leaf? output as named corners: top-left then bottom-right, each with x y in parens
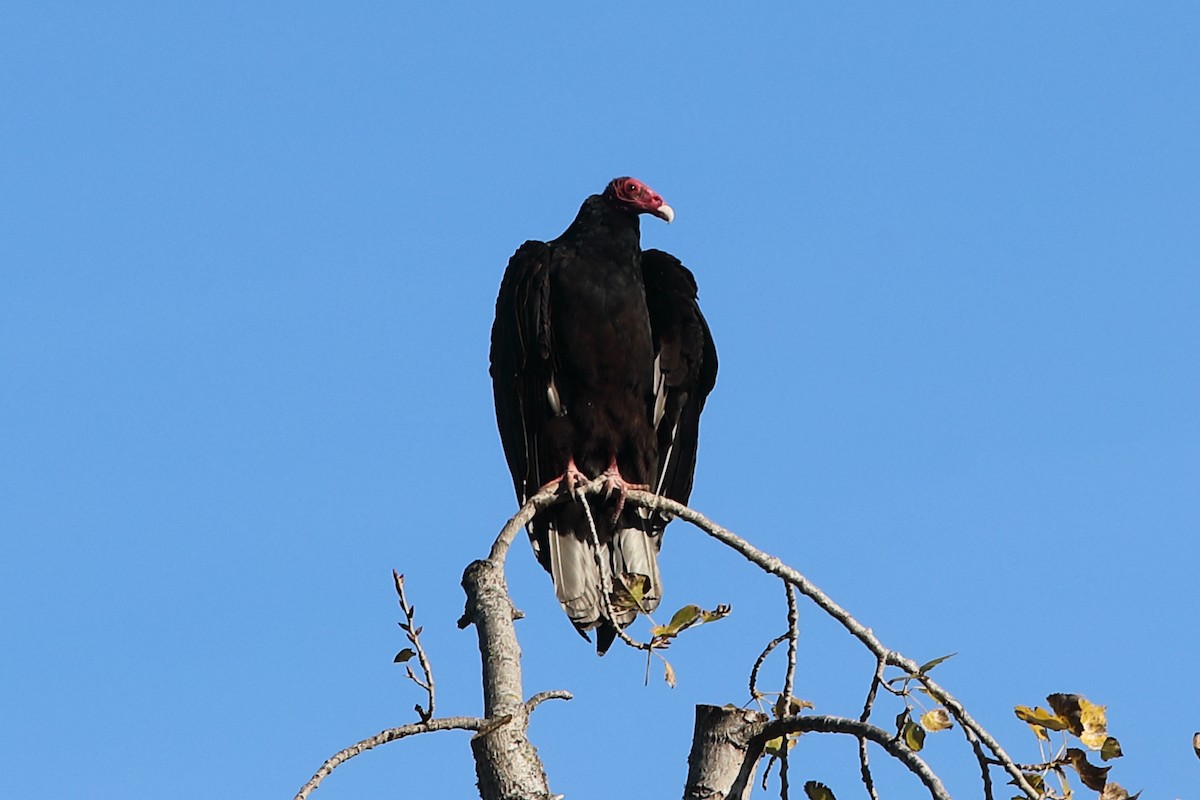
top-left (920, 708), bottom-right (953, 732)
top-left (1047, 693), bottom-right (1108, 746)
top-left (610, 574), bottom-right (650, 612)
top-left (1014, 705), bottom-right (1071, 731)
top-left (764, 733), bottom-right (798, 757)
top-left (1078, 697), bottom-right (1109, 750)
top-left (662, 658), bottom-right (677, 688)
top-left (1018, 772), bottom-right (1045, 794)
top-left (903, 721), bottom-right (926, 751)
top-left (774, 695), bottom-right (814, 718)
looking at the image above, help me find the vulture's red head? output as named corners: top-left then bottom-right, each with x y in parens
top-left (604, 177), bottom-right (674, 223)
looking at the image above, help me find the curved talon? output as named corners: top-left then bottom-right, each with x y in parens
top-left (601, 460), bottom-right (649, 521)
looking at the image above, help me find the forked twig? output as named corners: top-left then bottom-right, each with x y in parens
top-left (393, 570), bottom-right (436, 721)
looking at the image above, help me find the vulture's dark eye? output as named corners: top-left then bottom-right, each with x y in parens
top-left (626, 183), bottom-right (638, 192)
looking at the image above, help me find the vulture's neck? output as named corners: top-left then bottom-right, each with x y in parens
top-left (558, 195), bottom-right (642, 263)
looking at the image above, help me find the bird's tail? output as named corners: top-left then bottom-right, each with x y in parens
top-left (546, 501), bottom-right (663, 654)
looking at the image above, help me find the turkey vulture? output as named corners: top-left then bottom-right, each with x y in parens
top-left (489, 177), bottom-right (717, 653)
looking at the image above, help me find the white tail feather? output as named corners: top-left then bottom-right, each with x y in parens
top-left (546, 516), bottom-right (663, 632)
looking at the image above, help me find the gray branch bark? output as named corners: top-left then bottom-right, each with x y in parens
top-left (459, 558), bottom-right (555, 800)
top-left (682, 705), bottom-right (769, 800)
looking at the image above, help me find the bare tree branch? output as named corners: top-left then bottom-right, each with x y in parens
top-left (964, 725), bottom-right (996, 800)
top-left (858, 659), bottom-right (887, 800)
top-left (748, 633), bottom-right (787, 704)
top-left (755, 715), bottom-right (950, 800)
top-left (783, 582), bottom-right (798, 703)
top-left (299, 481), bottom-right (1044, 800)
top-left (293, 717), bottom-right (484, 800)
top-left (526, 690), bottom-right (573, 713)
top-left (460, 557), bottom-right (556, 799)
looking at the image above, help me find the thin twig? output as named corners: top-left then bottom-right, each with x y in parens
top-left (755, 715), bottom-right (950, 800)
top-left (861, 659), bottom-right (885, 723)
top-left (964, 725), bottom-right (996, 800)
top-left (1009, 758), bottom-right (1070, 772)
top-left (783, 581), bottom-right (798, 703)
top-left (779, 747), bottom-right (790, 800)
top-left (293, 716), bottom-right (484, 800)
top-left (858, 659), bottom-right (886, 800)
top-left (525, 690), bottom-right (573, 713)
top-left (393, 570), bottom-right (436, 721)
top-left (749, 634), bottom-right (787, 703)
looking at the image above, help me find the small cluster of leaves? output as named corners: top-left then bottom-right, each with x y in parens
top-left (758, 695), bottom-right (815, 792)
top-left (763, 695), bottom-right (814, 757)
top-left (649, 602), bottom-right (731, 646)
top-left (1013, 693), bottom-right (1136, 799)
top-left (893, 705), bottom-right (955, 753)
top-left (610, 573), bottom-right (731, 688)
top-left (887, 652), bottom-right (957, 753)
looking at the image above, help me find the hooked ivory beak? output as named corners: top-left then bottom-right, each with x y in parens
top-left (653, 203), bottom-right (675, 224)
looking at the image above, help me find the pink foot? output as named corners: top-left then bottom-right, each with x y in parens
top-left (600, 458), bottom-right (648, 520)
top-left (539, 458), bottom-right (589, 496)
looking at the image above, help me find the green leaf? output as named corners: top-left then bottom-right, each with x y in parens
top-left (650, 602), bottom-right (730, 643)
top-left (667, 604), bottom-right (701, 632)
top-left (393, 648), bottom-right (416, 663)
top-left (903, 721), bottom-right (926, 752)
top-left (1100, 736), bottom-right (1123, 761)
top-left (804, 780), bottom-right (836, 800)
top-left (917, 652), bottom-right (957, 674)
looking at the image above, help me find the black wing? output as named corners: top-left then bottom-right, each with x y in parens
top-left (641, 249), bottom-right (718, 507)
top-left (489, 240), bottom-right (554, 503)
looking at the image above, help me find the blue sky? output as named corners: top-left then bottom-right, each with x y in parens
top-left (3, 3), bottom-right (1197, 798)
